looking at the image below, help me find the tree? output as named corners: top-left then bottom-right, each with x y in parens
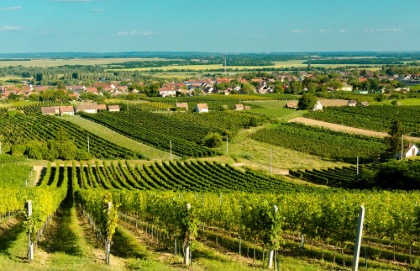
top-left (241, 82), bottom-right (255, 94)
top-left (298, 93), bottom-right (317, 110)
top-left (203, 133), bottom-right (223, 148)
top-left (385, 120), bottom-right (402, 159)
top-left (327, 79), bottom-right (343, 91)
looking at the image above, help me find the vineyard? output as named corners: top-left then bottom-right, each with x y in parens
top-left (80, 108), bottom-right (270, 158)
top-left (0, 105), bottom-right (140, 160)
top-left (1, 157), bottom-right (419, 270)
top-left (250, 123), bottom-right (386, 163)
top-left (305, 105), bottom-right (420, 136)
top-left (289, 159), bottom-right (420, 190)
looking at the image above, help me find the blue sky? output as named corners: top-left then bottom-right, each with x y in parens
top-left (0, 0), bottom-right (419, 53)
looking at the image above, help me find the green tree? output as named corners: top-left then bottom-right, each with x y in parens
top-left (49, 127), bottom-right (78, 160)
top-left (385, 120), bottom-right (402, 159)
top-left (203, 133), bottom-right (223, 148)
top-left (241, 82), bottom-right (255, 94)
top-left (327, 79), bottom-right (343, 91)
top-left (298, 93), bottom-right (317, 110)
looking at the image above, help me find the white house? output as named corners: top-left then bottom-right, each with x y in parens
top-left (59, 106), bottom-right (75, 116)
top-left (312, 100), bottom-right (323, 111)
top-left (195, 103), bottom-right (209, 113)
top-left (398, 143), bottom-right (419, 159)
top-left (158, 87), bottom-right (177, 97)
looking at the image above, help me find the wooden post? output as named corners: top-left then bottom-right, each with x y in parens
top-left (356, 156), bottom-right (359, 176)
top-left (184, 203), bottom-right (191, 266)
top-left (106, 202), bottom-right (112, 265)
top-left (87, 136), bottom-right (90, 153)
top-left (27, 200), bottom-right (34, 261)
top-left (352, 206), bottom-right (365, 271)
top-left (268, 205), bottom-right (278, 269)
top-left (0, 140), bottom-right (2, 154)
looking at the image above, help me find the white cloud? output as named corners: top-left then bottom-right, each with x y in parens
top-left (339, 29), bottom-right (348, 33)
top-left (0, 6), bottom-right (22, 11)
top-left (117, 30), bottom-right (156, 37)
top-left (364, 27), bottom-right (402, 32)
top-left (0, 26), bottom-right (22, 31)
top-left (319, 29), bottom-right (328, 33)
top-left (291, 29), bottom-right (304, 33)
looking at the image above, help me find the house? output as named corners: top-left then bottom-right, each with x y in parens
top-left (158, 87), bottom-right (176, 97)
top-left (244, 106), bottom-right (251, 110)
top-left (59, 106), bottom-right (74, 116)
top-left (176, 102), bottom-right (188, 111)
top-left (41, 106), bottom-right (59, 115)
top-left (348, 100), bottom-right (357, 107)
top-left (313, 100), bottom-right (323, 111)
top-left (195, 103), bottom-right (209, 113)
top-left (108, 105), bottom-right (120, 112)
top-left (397, 143), bottom-right (419, 159)
top-left (234, 104), bottom-right (244, 111)
top-left (97, 104), bottom-right (107, 111)
top-left (340, 83), bottom-right (353, 91)
top-left (285, 102), bottom-right (298, 109)
top-left (360, 101), bottom-right (369, 107)
top-left (313, 99), bottom-right (351, 111)
top-left (76, 103), bottom-right (99, 114)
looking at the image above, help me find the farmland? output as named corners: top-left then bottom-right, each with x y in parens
top-left (1, 52), bottom-right (420, 271)
top-left (1, 157), bottom-right (419, 270)
top-left (305, 105), bottom-right (420, 136)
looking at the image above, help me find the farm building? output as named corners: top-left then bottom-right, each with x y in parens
top-left (360, 101), bottom-right (369, 106)
top-left (76, 103), bottom-right (99, 114)
top-left (285, 102), bottom-right (298, 109)
top-left (158, 87), bottom-right (176, 97)
top-left (234, 104), bottom-right (244, 111)
top-left (312, 99), bottom-right (351, 111)
top-left (195, 103), bottom-right (209, 113)
top-left (59, 106), bottom-right (75, 116)
top-left (41, 106), bottom-right (59, 115)
top-left (244, 106), bottom-right (251, 110)
top-left (97, 104), bottom-right (107, 111)
top-left (108, 105), bottom-right (120, 112)
top-left (397, 143), bottom-right (419, 159)
top-left (176, 102), bottom-right (189, 111)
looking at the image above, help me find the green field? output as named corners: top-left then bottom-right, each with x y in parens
top-left (58, 115), bottom-right (172, 160)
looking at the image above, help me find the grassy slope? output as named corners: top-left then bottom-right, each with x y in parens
top-left (58, 115), bottom-right (172, 160)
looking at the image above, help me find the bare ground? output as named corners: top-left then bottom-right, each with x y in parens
top-left (289, 117), bottom-right (420, 142)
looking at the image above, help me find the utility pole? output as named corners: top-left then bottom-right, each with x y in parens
top-left (224, 57), bottom-right (227, 75)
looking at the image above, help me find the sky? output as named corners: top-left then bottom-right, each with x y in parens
top-left (0, 0), bottom-right (419, 53)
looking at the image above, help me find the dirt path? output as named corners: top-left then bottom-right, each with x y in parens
top-left (289, 117), bottom-right (420, 142)
top-left (32, 166), bottom-right (44, 186)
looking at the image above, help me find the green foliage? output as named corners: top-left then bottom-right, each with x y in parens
top-left (298, 93), bottom-right (317, 110)
top-left (305, 105), bottom-right (420, 135)
top-left (385, 120), bottom-right (402, 158)
top-left (0, 105), bottom-right (140, 160)
top-left (203, 133), bottom-right (223, 148)
top-left (251, 123), bottom-right (386, 162)
top-left (11, 144), bottom-right (26, 156)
